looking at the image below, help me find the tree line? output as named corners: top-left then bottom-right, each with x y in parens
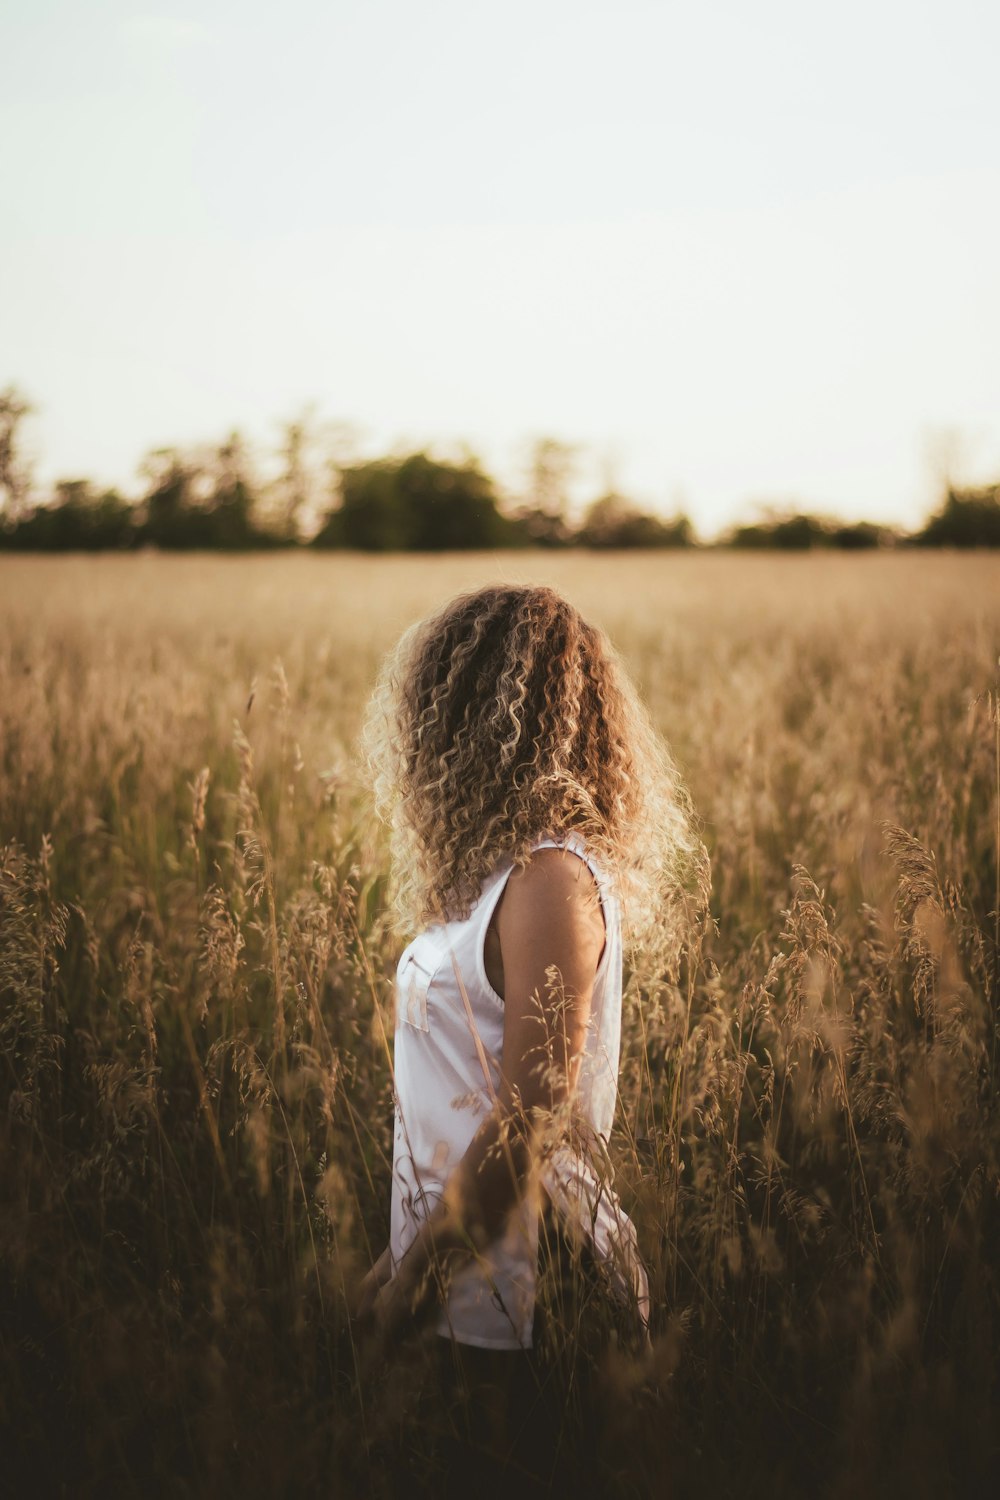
top-left (2, 387), bottom-right (998, 551)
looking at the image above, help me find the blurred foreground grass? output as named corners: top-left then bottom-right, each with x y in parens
top-left (1, 551), bottom-right (999, 1498)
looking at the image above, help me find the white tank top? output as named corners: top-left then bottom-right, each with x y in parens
top-left (389, 835), bottom-right (651, 1350)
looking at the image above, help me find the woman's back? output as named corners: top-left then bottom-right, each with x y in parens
top-left (390, 834), bottom-right (649, 1350)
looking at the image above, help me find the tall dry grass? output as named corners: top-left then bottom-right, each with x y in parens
top-left (1, 551), bottom-right (998, 1498)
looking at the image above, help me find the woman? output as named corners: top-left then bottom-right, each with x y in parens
top-left (355, 583), bottom-right (706, 1488)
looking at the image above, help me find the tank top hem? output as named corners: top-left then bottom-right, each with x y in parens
top-left (431, 1322), bottom-right (533, 1351)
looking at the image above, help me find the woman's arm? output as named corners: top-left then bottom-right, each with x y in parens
top-left (364, 847), bottom-right (605, 1339)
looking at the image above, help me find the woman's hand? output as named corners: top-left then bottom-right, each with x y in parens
top-left (352, 1243), bottom-right (441, 1381)
top-left (354, 1242), bottom-right (394, 1326)
top-left (365, 1270), bottom-right (417, 1343)
top-left (354, 1241), bottom-right (439, 1339)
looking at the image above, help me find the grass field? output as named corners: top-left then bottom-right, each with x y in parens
top-left (2, 551), bottom-right (999, 1498)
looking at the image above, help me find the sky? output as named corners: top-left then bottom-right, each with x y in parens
top-left (2, 0), bottom-right (999, 536)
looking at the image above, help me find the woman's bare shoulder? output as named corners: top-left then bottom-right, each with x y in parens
top-left (500, 846), bottom-right (605, 941)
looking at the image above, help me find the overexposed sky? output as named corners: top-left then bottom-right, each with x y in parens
top-left (2, 0), bottom-right (999, 534)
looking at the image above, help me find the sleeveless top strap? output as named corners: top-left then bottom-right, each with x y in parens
top-left (466, 835), bottom-right (613, 1006)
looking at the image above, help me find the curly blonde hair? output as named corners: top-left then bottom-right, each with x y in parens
top-left (362, 584), bottom-right (709, 974)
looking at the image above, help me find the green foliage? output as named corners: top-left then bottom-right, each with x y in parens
top-left (0, 385), bottom-right (34, 523)
top-left (579, 491), bottom-right (695, 548)
top-left (505, 501), bottom-right (575, 547)
top-left (314, 451), bottom-right (515, 551)
top-left (1, 379), bottom-right (999, 552)
top-left (914, 483), bottom-right (1000, 547)
top-left (726, 512), bottom-right (901, 549)
top-left (828, 519), bottom-right (890, 549)
top-left (139, 441), bottom-right (270, 551)
top-left (1, 480), bottom-right (135, 550)
top-left (509, 437), bottom-right (578, 547)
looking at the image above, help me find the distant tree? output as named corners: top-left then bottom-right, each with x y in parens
top-left (508, 437), bottom-right (578, 546)
top-left (660, 513), bottom-right (696, 547)
top-left (136, 436), bottom-right (265, 549)
top-left (577, 492), bottom-right (626, 547)
top-left (404, 453), bottom-right (511, 550)
top-left (726, 513), bottom-right (834, 549)
top-left (313, 451), bottom-right (512, 551)
top-left (209, 432), bottom-right (261, 548)
top-left (265, 410), bottom-right (353, 542)
top-left (308, 420), bottom-right (364, 544)
top-left (722, 511), bottom-right (904, 550)
top-left (270, 415), bottom-right (312, 541)
top-left (0, 480), bottom-right (136, 550)
top-left (313, 460), bottom-right (402, 550)
top-left (138, 449), bottom-right (208, 548)
top-left (2, 480), bottom-right (136, 551)
top-left (505, 504), bottom-right (570, 547)
top-left (528, 436), bottom-right (576, 515)
top-left (829, 520), bottom-right (897, 549)
top-left (0, 385), bottom-right (34, 524)
top-left (913, 483), bottom-right (1000, 547)
top-left (579, 491), bottom-right (695, 548)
